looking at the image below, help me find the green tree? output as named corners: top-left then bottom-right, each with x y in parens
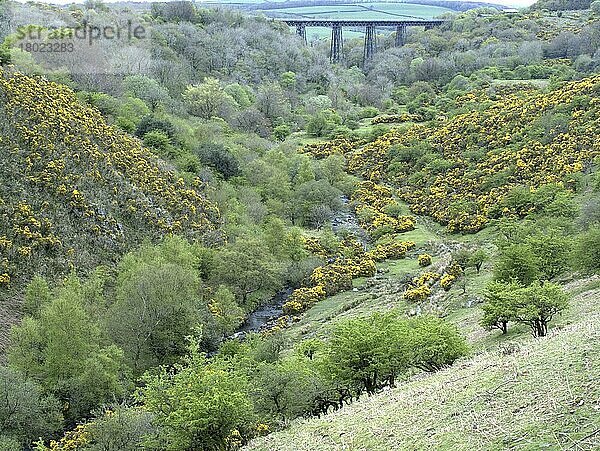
top-left (224, 83), bottom-right (254, 108)
top-left (494, 244), bottom-right (540, 285)
top-left (251, 357), bottom-right (313, 423)
top-left (326, 316), bottom-right (387, 395)
top-left (291, 179), bottom-right (342, 227)
top-left (480, 281), bottom-right (521, 334)
top-left (123, 75), bottom-right (170, 111)
top-left (452, 248), bottom-right (472, 270)
top-left (293, 157), bottom-right (316, 186)
top-left (280, 71), bottom-right (297, 89)
top-left (469, 249), bottom-right (488, 273)
top-left (0, 366), bottom-right (62, 446)
top-left (326, 313), bottom-right (411, 394)
top-left (525, 231), bottom-right (571, 279)
top-left (208, 285), bottom-right (244, 337)
top-left (22, 275), bottom-right (51, 317)
top-left (183, 78), bottom-right (234, 119)
top-left (513, 282), bottom-right (569, 337)
top-left (106, 239), bottom-right (203, 375)
top-left (142, 130), bottom-right (174, 158)
top-left (407, 316), bottom-right (468, 372)
top-left (8, 277), bottom-right (126, 424)
top-left (305, 110), bottom-right (342, 137)
top-left (213, 238), bottom-right (284, 306)
top-left (573, 228), bottom-right (600, 273)
top-left (137, 343), bottom-right (254, 451)
top-left (272, 124), bottom-right (291, 141)
top-left (81, 405), bottom-right (155, 451)
top-left (195, 143), bottom-right (241, 179)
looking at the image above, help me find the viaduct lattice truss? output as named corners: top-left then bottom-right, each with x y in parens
top-left (283, 19), bottom-right (445, 65)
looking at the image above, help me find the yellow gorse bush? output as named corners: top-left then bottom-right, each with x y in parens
top-left (371, 113), bottom-right (422, 125)
top-left (418, 254), bottom-right (433, 267)
top-left (35, 424), bottom-right (91, 451)
top-left (403, 284), bottom-right (431, 302)
top-left (440, 274), bottom-right (456, 291)
top-left (366, 239), bottom-right (415, 261)
top-left (351, 181), bottom-right (416, 235)
top-left (0, 70), bottom-right (221, 287)
top-left (314, 76), bottom-right (600, 233)
top-left (413, 271), bottom-right (440, 287)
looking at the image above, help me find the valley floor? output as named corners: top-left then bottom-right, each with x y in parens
top-left (246, 282), bottom-right (600, 451)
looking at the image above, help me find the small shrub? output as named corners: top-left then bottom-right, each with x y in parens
top-left (418, 254), bottom-right (432, 267)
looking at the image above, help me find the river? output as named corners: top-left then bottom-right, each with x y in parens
top-left (230, 195), bottom-right (365, 337)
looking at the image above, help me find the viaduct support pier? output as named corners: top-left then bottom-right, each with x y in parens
top-left (283, 19), bottom-right (445, 66)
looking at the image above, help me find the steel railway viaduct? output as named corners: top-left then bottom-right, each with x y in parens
top-left (281, 19), bottom-right (445, 65)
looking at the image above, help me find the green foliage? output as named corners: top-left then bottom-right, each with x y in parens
top-left (224, 83), bottom-right (254, 108)
top-left (183, 78), bottom-right (235, 119)
top-left (137, 343), bottom-right (255, 451)
top-left (135, 116), bottom-right (176, 140)
top-left (8, 276), bottom-right (127, 424)
top-left (80, 406), bottom-right (155, 451)
top-left (273, 124), bottom-right (291, 141)
top-left (327, 314), bottom-right (399, 394)
top-left (531, 0), bottom-right (591, 11)
top-left (469, 249), bottom-right (488, 273)
top-left (291, 180), bottom-right (342, 228)
top-left (4, 2), bottom-right (600, 447)
top-left (494, 245), bottom-right (540, 285)
top-left (208, 285), bottom-right (245, 337)
top-left (142, 131), bottom-right (174, 158)
top-left (326, 313), bottom-right (468, 394)
top-left (0, 366), bottom-right (62, 446)
top-left (23, 275), bottom-right (51, 317)
top-left (407, 316), bottom-right (469, 373)
top-left (0, 436), bottom-right (21, 451)
top-left (481, 281), bottom-right (568, 337)
top-left (495, 221), bottom-right (572, 283)
top-left (195, 143), bottom-right (241, 179)
top-left (513, 282), bottom-right (569, 337)
top-left (481, 281), bottom-right (522, 334)
top-left (524, 231), bottom-right (571, 279)
top-left (123, 75), bottom-right (170, 110)
top-left (306, 110), bottom-right (342, 137)
top-left (213, 237), bottom-right (284, 306)
top-left (252, 357), bottom-right (315, 423)
top-left (105, 237), bottom-right (204, 374)
top-left (573, 228), bottom-right (600, 273)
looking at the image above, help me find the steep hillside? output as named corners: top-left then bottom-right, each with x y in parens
top-left (246, 282), bottom-right (600, 451)
top-left (303, 76), bottom-right (600, 233)
top-left (0, 69), bottom-right (220, 350)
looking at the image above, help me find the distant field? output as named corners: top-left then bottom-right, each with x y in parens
top-left (258, 2), bottom-right (452, 39)
top-left (263, 3), bottom-right (451, 19)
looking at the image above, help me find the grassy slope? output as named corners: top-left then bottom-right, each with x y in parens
top-left (248, 280), bottom-right (600, 451)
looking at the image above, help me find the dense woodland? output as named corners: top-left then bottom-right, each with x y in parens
top-left (0, 0), bottom-right (599, 450)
